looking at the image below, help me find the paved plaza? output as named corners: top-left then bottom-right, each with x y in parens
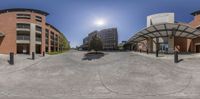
top-left (0, 50), bottom-right (200, 99)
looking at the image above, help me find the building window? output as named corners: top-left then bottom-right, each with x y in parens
top-left (46, 39), bottom-right (49, 45)
top-left (17, 31), bottom-right (30, 40)
top-left (17, 23), bottom-right (30, 29)
top-left (17, 14), bottom-right (31, 19)
top-left (51, 41), bottom-right (54, 46)
top-left (36, 26), bottom-right (42, 32)
top-left (50, 32), bottom-right (54, 40)
top-left (55, 35), bottom-right (58, 42)
top-left (45, 29), bottom-right (49, 45)
top-left (36, 33), bottom-right (42, 42)
top-left (35, 16), bottom-right (42, 22)
top-left (45, 29), bottom-right (49, 38)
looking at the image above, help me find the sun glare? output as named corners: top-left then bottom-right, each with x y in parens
top-left (95, 19), bottom-right (106, 26)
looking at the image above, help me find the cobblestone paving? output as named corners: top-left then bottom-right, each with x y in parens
top-left (0, 50), bottom-right (200, 99)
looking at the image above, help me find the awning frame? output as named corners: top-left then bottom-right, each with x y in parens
top-left (128, 23), bottom-right (200, 43)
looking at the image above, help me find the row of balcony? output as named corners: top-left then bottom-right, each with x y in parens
top-left (17, 28), bottom-right (42, 33)
top-left (17, 23), bottom-right (42, 33)
top-left (17, 36), bottom-right (59, 46)
top-left (17, 35), bottom-right (41, 42)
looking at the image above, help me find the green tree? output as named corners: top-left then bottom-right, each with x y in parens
top-left (59, 33), bottom-right (70, 51)
top-left (89, 35), bottom-right (103, 53)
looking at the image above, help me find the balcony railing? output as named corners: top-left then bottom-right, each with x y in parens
top-left (36, 37), bottom-right (41, 42)
top-left (17, 36), bottom-right (30, 40)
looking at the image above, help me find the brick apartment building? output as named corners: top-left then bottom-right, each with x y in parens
top-left (0, 8), bottom-right (69, 54)
top-left (126, 11), bottom-right (200, 53)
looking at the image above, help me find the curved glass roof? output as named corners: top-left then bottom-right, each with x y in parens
top-left (128, 23), bottom-right (200, 43)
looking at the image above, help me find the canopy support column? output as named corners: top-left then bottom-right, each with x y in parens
top-left (156, 38), bottom-right (159, 57)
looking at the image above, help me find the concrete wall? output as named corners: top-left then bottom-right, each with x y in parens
top-left (137, 40), bottom-right (147, 52)
top-left (168, 37), bottom-right (174, 53)
top-left (30, 23), bottom-right (36, 54)
top-left (147, 13), bottom-right (174, 27)
top-left (174, 37), bottom-right (188, 52)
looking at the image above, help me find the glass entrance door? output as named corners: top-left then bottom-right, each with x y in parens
top-left (159, 43), bottom-right (168, 53)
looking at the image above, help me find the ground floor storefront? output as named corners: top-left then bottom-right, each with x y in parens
top-left (16, 44), bottom-right (42, 54)
top-left (133, 37), bottom-right (200, 54)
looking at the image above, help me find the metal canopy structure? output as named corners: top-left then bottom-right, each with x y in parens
top-left (0, 32), bottom-right (5, 37)
top-left (128, 23), bottom-right (200, 43)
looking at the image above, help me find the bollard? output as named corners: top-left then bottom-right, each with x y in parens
top-left (140, 49), bottom-right (141, 53)
top-left (43, 51), bottom-right (45, 57)
top-left (10, 52), bottom-right (14, 65)
top-left (32, 52), bottom-right (35, 60)
top-left (174, 51), bottom-right (178, 63)
top-left (156, 50), bottom-right (159, 57)
top-left (147, 49), bottom-right (149, 54)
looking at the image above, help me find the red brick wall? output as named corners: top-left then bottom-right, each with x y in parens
top-left (0, 11), bottom-right (46, 54)
top-left (189, 15), bottom-right (200, 53)
top-left (17, 12), bottom-right (46, 54)
top-left (191, 37), bottom-right (200, 52)
top-left (46, 25), bottom-right (62, 52)
top-left (189, 14), bottom-right (200, 28)
top-left (0, 13), bottom-right (17, 54)
top-left (174, 37), bottom-right (188, 52)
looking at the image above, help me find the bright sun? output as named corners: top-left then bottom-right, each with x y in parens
top-left (95, 19), bottom-right (106, 26)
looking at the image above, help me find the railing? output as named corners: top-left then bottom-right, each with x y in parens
top-left (36, 26), bottom-right (42, 32)
top-left (16, 28), bottom-right (30, 31)
top-left (36, 37), bottom-right (41, 42)
top-left (17, 36), bottom-right (30, 40)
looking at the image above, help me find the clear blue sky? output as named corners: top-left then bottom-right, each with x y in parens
top-left (1, 0), bottom-right (200, 47)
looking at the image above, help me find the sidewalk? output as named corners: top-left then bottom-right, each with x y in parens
top-left (131, 51), bottom-right (200, 71)
top-left (131, 51), bottom-right (200, 60)
top-left (0, 54), bottom-right (50, 74)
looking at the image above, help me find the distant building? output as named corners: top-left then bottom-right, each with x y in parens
top-left (82, 28), bottom-right (118, 50)
top-left (83, 37), bottom-right (89, 46)
top-left (118, 41), bottom-right (127, 51)
top-left (82, 37), bottom-right (89, 50)
top-left (98, 28), bottom-right (118, 50)
top-left (88, 31), bottom-right (98, 43)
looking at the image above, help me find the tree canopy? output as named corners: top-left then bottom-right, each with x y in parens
top-left (89, 35), bottom-right (103, 51)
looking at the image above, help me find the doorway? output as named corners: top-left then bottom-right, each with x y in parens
top-left (159, 43), bottom-right (168, 53)
top-left (196, 45), bottom-right (200, 53)
top-left (36, 44), bottom-right (41, 54)
top-left (17, 44), bottom-right (30, 54)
